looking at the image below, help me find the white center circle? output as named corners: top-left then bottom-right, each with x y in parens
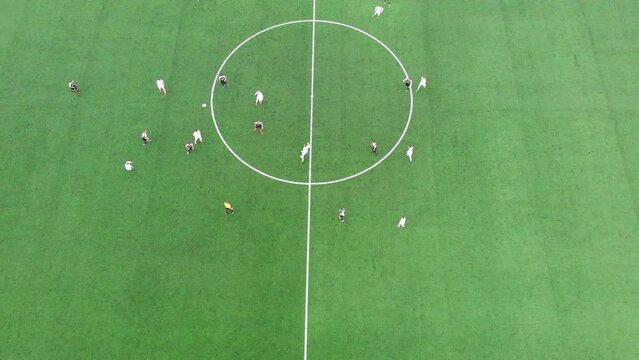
top-left (210, 19), bottom-right (414, 186)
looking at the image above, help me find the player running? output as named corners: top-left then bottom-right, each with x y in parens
top-left (370, 139), bottom-right (378, 154)
top-left (373, 6), bottom-right (384, 17)
top-left (156, 79), bottom-right (167, 95)
top-left (68, 80), bottom-right (79, 93)
top-left (141, 129), bottom-right (151, 145)
top-left (185, 143), bottom-right (194, 155)
top-left (404, 77), bottom-right (412, 91)
top-left (406, 145), bottom-right (414, 162)
top-left (255, 90), bottom-right (264, 105)
top-left (338, 208), bottom-right (346, 222)
top-left (416, 76), bottom-right (428, 91)
top-left (300, 143), bottom-right (311, 163)
top-left (124, 160), bottom-right (134, 171)
top-left (193, 129), bottom-right (203, 144)
top-left (219, 74), bottom-right (229, 87)
top-left (253, 121), bottom-right (264, 134)
top-left (397, 216), bottom-right (406, 228)
top-left (224, 202), bottom-right (235, 214)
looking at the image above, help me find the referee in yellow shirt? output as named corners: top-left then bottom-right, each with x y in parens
top-left (224, 202), bottom-right (235, 214)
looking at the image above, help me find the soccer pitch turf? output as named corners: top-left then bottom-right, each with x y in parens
top-left (1, 0), bottom-right (639, 359)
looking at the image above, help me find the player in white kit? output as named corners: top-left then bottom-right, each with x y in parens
top-left (141, 129), bottom-right (151, 145)
top-left (370, 139), bottom-right (378, 154)
top-left (193, 129), bottom-right (203, 144)
top-left (416, 76), bottom-right (428, 91)
top-left (124, 161), bottom-right (134, 171)
top-left (397, 216), bottom-right (406, 228)
top-left (300, 143), bottom-right (311, 163)
top-left (373, 6), bottom-right (384, 17)
top-left (156, 79), bottom-right (167, 95)
top-left (68, 80), bottom-right (79, 93)
top-left (255, 90), bottom-right (264, 105)
top-left (406, 145), bottom-right (414, 162)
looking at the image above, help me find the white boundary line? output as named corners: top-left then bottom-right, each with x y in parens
top-left (209, 19), bottom-right (414, 186)
top-left (303, 3), bottom-right (317, 360)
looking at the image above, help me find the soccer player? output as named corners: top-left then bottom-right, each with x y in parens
top-left (224, 202), bottom-right (235, 214)
top-left (68, 80), bottom-right (79, 93)
top-left (185, 142), bottom-right (194, 155)
top-left (338, 208), bottom-right (346, 222)
top-left (124, 160), bottom-right (134, 171)
top-left (254, 121), bottom-right (264, 134)
top-left (193, 129), bottom-right (203, 144)
top-left (397, 215), bottom-right (406, 228)
top-left (219, 74), bottom-right (229, 87)
top-left (373, 6), bottom-right (384, 17)
top-left (156, 79), bottom-right (167, 95)
top-left (255, 90), bottom-right (264, 105)
top-left (404, 77), bottom-right (412, 91)
top-left (141, 129), bottom-right (151, 145)
top-left (384, 0), bottom-right (391, 5)
top-left (370, 139), bottom-right (378, 154)
top-left (406, 145), bottom-right (414, 162)
top-left (300, 142), bottom-right (311, 163)
top-left (416, 76), bottom-right (428, 91)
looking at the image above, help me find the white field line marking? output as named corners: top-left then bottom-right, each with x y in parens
top-left (303, 4), bottom-right (317, 360)
top-left (209, 19), bottom-right (414, 186)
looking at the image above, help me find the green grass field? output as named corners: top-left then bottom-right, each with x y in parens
top-left (1, 0), bottom-right (639, 359)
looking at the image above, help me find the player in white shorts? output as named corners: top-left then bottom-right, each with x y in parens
top-left (218, 74), bottom-right (229, 87)
top-left (404, 77), bottom-right (412, 91)
top-left (416, 76), bottom-right (428, 91)
top-left (156, 79), bottom-right (167, 95)
top-left (338, 208), bottom-right (346, 222)
top-left (141, 129), bottom-right (151, 145)
top-left (255, 90), bottom-right (264, 105)
top-left (253, 121), bottom-right (264, 134)
top-left (397, 216), bottom-right (406, 228)
top-left (373, 6), bottom-right (384, 17)
top-left (68, 80), bottom-right (79, 93)
top-left (124, 161), bottom-right (134, 171)
top-left (406, 145), bottom-right (414, 162)
top-left (300, 143), bottom-right (311, 163)
top-left (193, 129), bottom-right (203, 144)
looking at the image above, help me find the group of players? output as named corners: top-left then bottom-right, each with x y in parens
top-left (68, 60), bottom-right (426, 227)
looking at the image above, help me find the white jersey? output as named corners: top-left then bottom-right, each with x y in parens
top-left (406, 146), bottom-right (414, 157)
top-left (301, 143), bottom-right (311, 156)
top-left (374, 6), bottom-right (384, 14)
top-left (156, 79), bottom-right (165, 88)
top-left (255, 90), bottom-right (264, 100)
top-left (124, 161), bottom-right (134, 171)
top-left (419, 76), bottom-right (427, 86)
top-left (398, 216), bottom-right (406, 227)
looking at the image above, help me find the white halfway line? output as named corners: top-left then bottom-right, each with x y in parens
top-left (303, 1), bottom-right (317, 360)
